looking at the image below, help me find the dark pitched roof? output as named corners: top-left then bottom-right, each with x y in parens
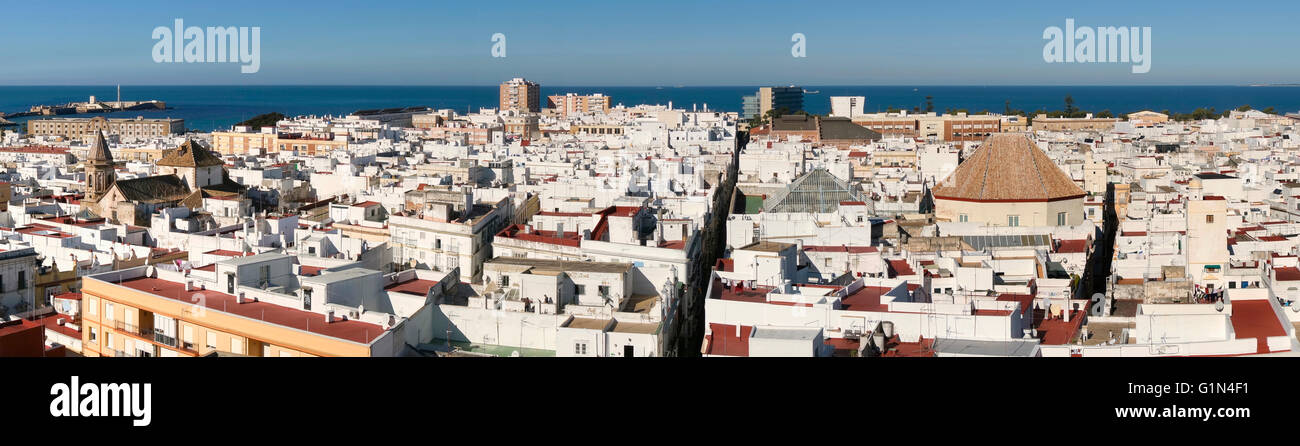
top-left (157, 140), bottom-right (223, 168)
top-left (771, 114), bottom-right (818, 131)
top-left (819, 117), bottom-right (882, 141)
top-left (87, 131), bottom-right (113, 164)
top-left (110, 175), bottom-right (192, 204)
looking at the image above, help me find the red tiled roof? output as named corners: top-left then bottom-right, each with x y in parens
top-left (1033, 309), bottom-right (1085, 345)
top-left (996, 293), bottom-right (1034, 315)
top-left (887, 259), bottom-right (915, 277)
top-left (205, 249), bottom-right (245, 257)
top-left (1230, 300), bottom-right (1288, 354)
top-left (113, 276), bottom-right (385, 344)
top-left (658, 240), bottom-right (687, 250)
top-left (704, 323), bottom-right (751, 356)
top-left (715, 281), bottom-right (774, 304)
top-left (496, 224), bottom-right (582, 247)
top-left (715, 258), bottom-right (735, 272)
top-left (839, 286), bottom-right (891, 312)
top-left (52, 292), bottom-right (82, 301)
top-left (0, 146), bottom-right (70, 154)
top-left (384, 278), bottom-right (439, 296)
top-left (881, 335), bottom-right (936, 357)
top-left (1055, 239), bottom-right (1089, 254)
top-left (824, 337), bottom-right (860, 355)
top-left (1276, 267), bottom-right (1300, 281)
top-left (34, 313), bottom-right (80, 338)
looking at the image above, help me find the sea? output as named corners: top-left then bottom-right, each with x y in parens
top-left (3, 85), bottom-right (1300, 132)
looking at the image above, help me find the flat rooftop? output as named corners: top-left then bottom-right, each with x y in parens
top-left (218, 252), bottom-right (292, 267)
top-left (704, 323), bottom-right (750, 357)
top-left (839, 286), bottom-right (892, 312)
top-left (487, 256), bottom-right (633, 274)
top-left (1231, 300), bottom-right (1288, 354)
top-left (384, 278), bottom-right (440, 296)
top-left (109, 275), bottom-right (385, 344)
top-left (621, 294), bottom-right (657, 313)
top-left (930, 338), bottom-right (1038, 356)
top-left (751, 326), bottom-right (820, 341)
top-left (736, 240), bottom-right (793, 253)
top-left (609, 320), bottom-right (659, 334)
top-left (714, 281), bottom-right (774, 304)
top-left (1033, 309), bottom-right (1086, 345)
top-left (564, 317), bottom-right (610, 330)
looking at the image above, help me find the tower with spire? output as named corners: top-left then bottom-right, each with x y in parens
top-left (85, 131), bottom-right (115, 204)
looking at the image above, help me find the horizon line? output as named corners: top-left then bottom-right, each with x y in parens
top-left (0, 83), bottom-right (1283, 88)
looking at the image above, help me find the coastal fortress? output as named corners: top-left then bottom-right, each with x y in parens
top-left (21, 95), bottom-right (166, 116)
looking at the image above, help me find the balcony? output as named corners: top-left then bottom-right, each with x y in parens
top-left (112, 320), bottom-right (196, 355)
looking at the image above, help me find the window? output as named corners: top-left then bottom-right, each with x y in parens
top-left (206, 332), bottom-right (217, 350)
top-left (88, 326), bottom-right (97, 342)
top-left (87, 298), bottom-right (97, 316)
top-left (259, 265), bottom-right (270, 284)
top-left (825, 258), bottom-right (833, 267)
top-left (231, 338), bottom-right (244, 355)
top-left (104, 302), bottom-right (114, 321)
top-left (1057, 212), bottom-right (1067, 226)
top-left (1007, 215), bottom-right (1020, 227)
top-left (1206, 215), bottom-right (1214, 223)
top-left (959, 214), bottom-right (968, 223)
top-left (575, 285), bottom-right (586, 295)
top-left (575, 342), bottom-right (588, 355)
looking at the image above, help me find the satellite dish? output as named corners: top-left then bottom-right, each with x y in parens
top-left (1215, 300), bottom-right (1225, 312)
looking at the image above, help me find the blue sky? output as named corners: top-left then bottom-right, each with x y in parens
top-left (1, 0), bottom-right (1296, 86)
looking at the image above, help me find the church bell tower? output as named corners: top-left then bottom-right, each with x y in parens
top-left (85, 131), bottom-right (116, 204)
